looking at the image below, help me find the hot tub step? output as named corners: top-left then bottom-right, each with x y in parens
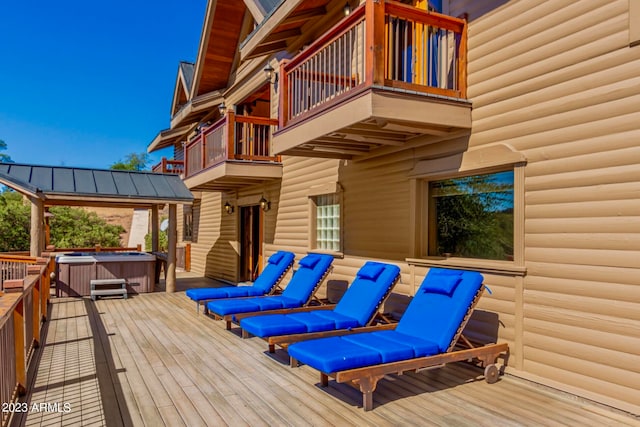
top-left (90, 279), bottom-right (127, 301)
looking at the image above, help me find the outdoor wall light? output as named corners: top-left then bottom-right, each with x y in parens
top-left (263, 64), bottom-right (277, 84)
top-left (218, 102), bottom-right (227, 116)
top-left (343, 2), bottom-right (352, 16)
top-left (259, 196), bottom-right (270, 212)
top-left (224, 202), bottom-right (234, 215)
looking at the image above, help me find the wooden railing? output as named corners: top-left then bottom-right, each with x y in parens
top-left (0, 256), bottom-right (54, 427)
top-left (0, 255), bottom-right (36, 292)
top-left (184, 113), bottom-right (280, 178)
top-left (279, 0), bottom-right (467, 126)
top-left (152, 157), bottom-right (185, 174)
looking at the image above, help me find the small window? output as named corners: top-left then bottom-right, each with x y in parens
top-left (311, 193), bottom-right (341, 252)
top-left (427, 171), bottom-right (514, 261)
top-left (183, 205), bottom-right (193, 241)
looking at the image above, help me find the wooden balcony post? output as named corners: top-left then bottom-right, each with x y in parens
top-left (458, 19), bottom-right (468, 98)
top-left (226, 111), bottom-right (236, 159)
top-left (200, 132), bottom-right (206, 170)
top-left (13, 299), bottom-right (26, 396)
top-left (365, 0), bottom-right (385, 86)
top-left (184, 140), bottom-right (189, 176)
top-left (278, 60), bottom-right (290, 127)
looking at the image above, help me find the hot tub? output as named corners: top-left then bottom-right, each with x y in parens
top-left (56, 252), bottom-right (156, 297)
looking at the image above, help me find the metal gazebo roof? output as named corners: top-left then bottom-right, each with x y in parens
top-left (0, 162), bottom-right (193, 207)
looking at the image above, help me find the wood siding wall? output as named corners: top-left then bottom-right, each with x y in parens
top-left (450, 0), bottom-right (640, 414)
top-left (181, 0), bottom-right (639, 414)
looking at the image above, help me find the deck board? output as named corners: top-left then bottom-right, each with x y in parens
top-left (10, 285), bottom-right (640, 427)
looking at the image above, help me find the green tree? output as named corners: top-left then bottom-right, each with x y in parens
top-left (0, 190), bottom-right (30, 251)
top-left (110, 152), bottom-right (151, 171)
top-left (49, 207), bottom-right (125, 248)
top-left (432, 173), bottom-right (513, 260)
top-left (0, 190), bottom-right (126, 251)
top-left (0, 139), bottom-right (13, 163)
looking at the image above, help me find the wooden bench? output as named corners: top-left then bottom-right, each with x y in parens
top-left (90, 279), bottom-right (127, 301)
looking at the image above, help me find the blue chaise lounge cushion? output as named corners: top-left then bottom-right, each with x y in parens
top-left (288, 268), bottom-right (484, 373)
top-left (239, 262), bottom-right (400, 338)
top-left (185, 251), bottom-right (294, 302)
top-left (206, 253), bottom-right (334, 317)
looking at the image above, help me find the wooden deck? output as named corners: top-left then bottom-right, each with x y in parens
top-left (10, 283), bottom-right (640, 426)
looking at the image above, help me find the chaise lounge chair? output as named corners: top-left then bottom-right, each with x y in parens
top-left (239, 261), bottom-right (401, 353)
top-left (287, 268), bottom-right (509, 411)
top-left (185, 251), bottom-right (295, 313)
top-left (206, 253), bottom-right (334, 330)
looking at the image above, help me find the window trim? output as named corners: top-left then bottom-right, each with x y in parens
top-left (408, 144), bottom-right (526, 269)
top-left (631, 0), bottom-right (640, 47)
top-left (308, 184), bottom-right (344, 255)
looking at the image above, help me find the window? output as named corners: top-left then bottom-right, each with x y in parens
top-left (183, 205), bottom-right (193, 241)
top-left (428, 171), bottom-right (514, 261)
top-left (311, 193), bottom-right (341, 252)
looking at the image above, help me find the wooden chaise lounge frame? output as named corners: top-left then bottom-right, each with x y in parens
top-left (212, 266), bottom-right (334, 330)
top-left (237, 274), bottom-right (401, 353)
top-left (200, 261), bottom-right (294, 315)
top-left (292, 285), bottom-right (509, 411)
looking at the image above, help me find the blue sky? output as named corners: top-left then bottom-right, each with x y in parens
top-left (0, 0), bottom-right (207, 169)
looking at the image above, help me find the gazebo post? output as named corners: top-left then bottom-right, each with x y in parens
top-left (166, 203), bottom-right (177, 293)
top-left (29, 197), bottom-right (44, 257)
top-left (151, 205), bottom-right (159, 252)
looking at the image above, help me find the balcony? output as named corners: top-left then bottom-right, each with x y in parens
top-left (152, 157), bottom-right (185, 175)
top-left (273, 0), bottom-right (471, 159)
top-left (183, 113), bottom-right (282, 191)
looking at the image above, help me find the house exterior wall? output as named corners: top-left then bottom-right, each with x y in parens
top-left (177, 0), bottom-right (639, 414)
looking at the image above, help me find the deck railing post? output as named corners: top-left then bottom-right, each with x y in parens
top-left (226, 112), bottom-right (236, 160)
top-left (13, 299), bottom-right (26, 396)
top-left (200, 133), bottom-right (206, 171)
top-left (365, 0), bottom-right (385, 86)
top-left (279, 60), bottom-right (290, 127)
top-left (458, 18), bottom-right (468, 98)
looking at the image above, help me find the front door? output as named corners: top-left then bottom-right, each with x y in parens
top-left (239, 205), bottom-right (262, 282)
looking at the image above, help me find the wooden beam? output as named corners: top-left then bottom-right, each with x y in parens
top-left (281, 7), bottom-right (326, 26)
top-left (30, 197), bottom-right (44, 257)
top-left (263, 28), bottom-right (302, 44)
top-left (166, 204), bottom-right (177, 293)
top-left (244, 41), bottom-right (289, 60)
top-left (151, 205), bottom-right (159, 253)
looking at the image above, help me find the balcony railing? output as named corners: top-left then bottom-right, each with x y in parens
top-left (184, 113), bottom-right (280, 178)
top-left (279, 0), bottom-right (467, 127)
top-left (152, 158), bottom-right (185, 174)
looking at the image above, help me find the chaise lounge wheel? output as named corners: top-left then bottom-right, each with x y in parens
top-left (484, 364), bottom-right (499, 384)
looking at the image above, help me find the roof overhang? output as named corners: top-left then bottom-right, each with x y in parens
top-left (0, 163), bottom-right (194, 208)
top-left (170, 90), bottom-right (224, 130)
top-left (240, 0), bottom-right (330, 60)
top-left (148, 123), bottom-right (195, 153)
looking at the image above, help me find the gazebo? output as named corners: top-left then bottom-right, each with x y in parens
top-left (0, 162), bottom-right (193, 292)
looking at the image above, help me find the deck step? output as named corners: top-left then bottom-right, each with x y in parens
top-left (91, 278), bottom-right (127, 301)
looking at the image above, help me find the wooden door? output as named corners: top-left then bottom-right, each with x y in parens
top-left (239, 205), bottom-right (262, 282)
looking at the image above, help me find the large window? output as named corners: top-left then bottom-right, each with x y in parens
top-left (311, 193), bottom-right (341, 252)
top-left (428, 171), bottom-right (514, 261)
